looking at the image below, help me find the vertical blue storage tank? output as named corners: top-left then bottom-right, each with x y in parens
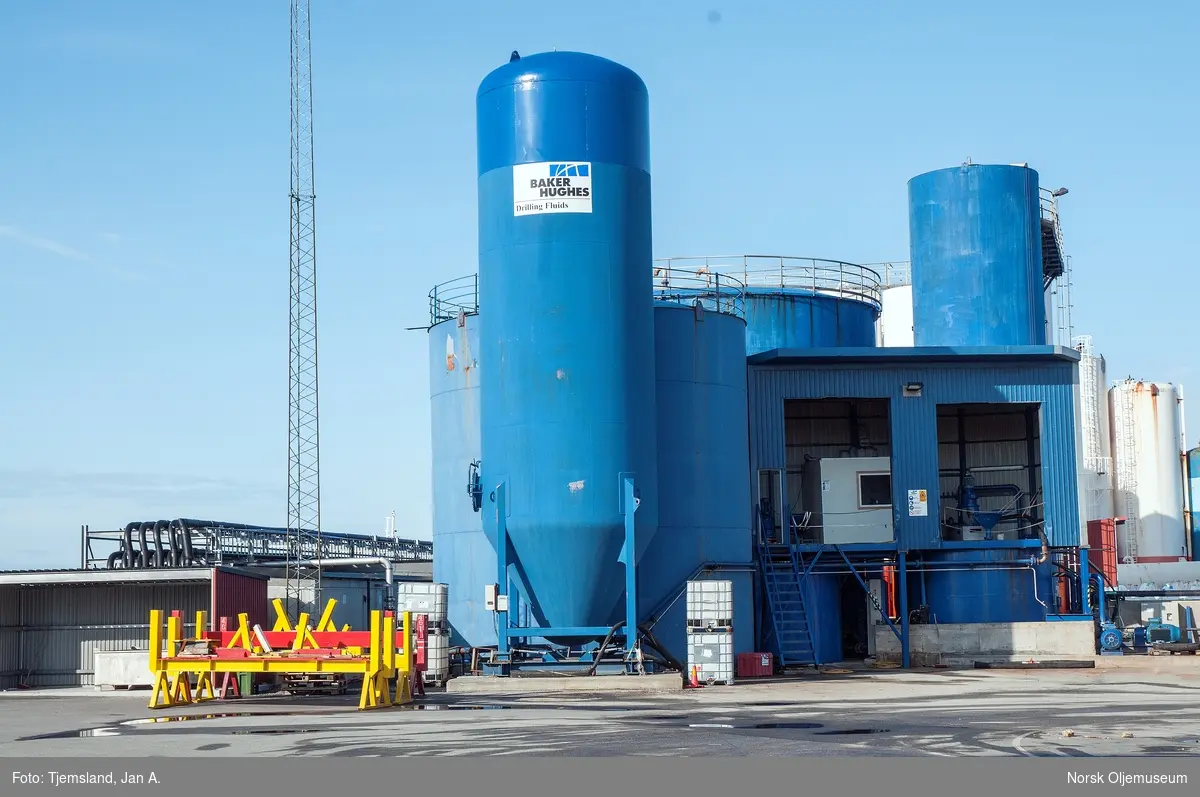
top-left (909, 164), bottom-right (1047, 347)
top-left (922, 550), bottom-right (1053, 623)
top-left (655, 256), bottom-right (881, 356)
top-left (639, 270), bottom-right (753, 660)
top-left (476, 51), bottom-right (659, 633)
top-left (427, 279), bottom-right (495, 648)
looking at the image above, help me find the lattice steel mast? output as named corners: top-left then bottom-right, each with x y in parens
top-left (287, 0), bottom-right (322, 618)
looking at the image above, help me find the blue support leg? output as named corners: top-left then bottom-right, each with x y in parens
top-left (1079, 547), bottom-right (1091, 614)
top-left (622, 476), bottom-right (639, 666)
top-left (495, 482), bottom-right (510, 663)
top-left (899, 552), bottom-right (910, 669)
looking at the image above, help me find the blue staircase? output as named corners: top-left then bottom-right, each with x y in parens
top-left (759, 543), bottom-right (816, 667)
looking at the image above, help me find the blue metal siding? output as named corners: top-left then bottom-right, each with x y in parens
top-left (428, 315), bottom-right (496, 648)
top-left (743, 291), bottom-right (878, 355)
top-left (639, 304), bottom-right (753, 659)
top-left (909, 165), bottom-right (1046, 347)
top-left (476, 51), bottom-right (660, 631)
top-left (748, 360), bottom-right (1082, 550)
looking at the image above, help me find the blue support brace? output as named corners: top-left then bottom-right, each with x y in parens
top-left (1079, 547), bottom-right (1091, 614)
top-left (494, 481), bottom-right (510, 661)
top-left (899, 551), bottom-right (911, 669)
top-left (622, 476), bottom-right (639, 659)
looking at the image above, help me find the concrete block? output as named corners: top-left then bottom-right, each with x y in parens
top-left (1034, 622), bottom-right (1093, 656)
top-left (978, 624), bottom-right (1016, 654)
top-left (93, 650), bottom-right (154, 689)
top-left (873, 620), bottom-right (1096, 664)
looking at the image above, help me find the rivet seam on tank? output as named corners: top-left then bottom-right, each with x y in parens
top-left (569, 480), bottom-right (585, 493)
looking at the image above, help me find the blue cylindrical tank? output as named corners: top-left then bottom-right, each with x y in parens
top-left (909, 164), bottom-right (1047, 347)
top-left (742, 291), bottom-right (879, 354)
top-left (427, 284), bottom-right (496, 649)
top-left (654, 256), bottom-right (880, 356)
top-left (476, 51), bottom-right (659, 633)
top-left (922, 550), bottom-right (1053, 624)
top-left (638, 277), bottom-right (753, 660)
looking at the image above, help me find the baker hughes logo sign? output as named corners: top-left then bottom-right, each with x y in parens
top-left (512, 161), bottom-right (592, 216)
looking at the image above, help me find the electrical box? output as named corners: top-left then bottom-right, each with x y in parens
top-left (484, 584), bottom-right (509, 613)
top-left (960, 525), bottom-right (987, 542)
top-left (801, 457), bottom-right (894, 544)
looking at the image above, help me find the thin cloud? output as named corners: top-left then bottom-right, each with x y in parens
top-left (33, 30), bottom-right (182, 61)
top-left (100, 232), bottom-right (122, 245)
top-left (0, 224), bottom-right (89, 261)
top-left (0, 468), bottom-right (275, 505)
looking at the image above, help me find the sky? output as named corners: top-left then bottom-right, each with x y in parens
top-left (1, 1), bottom-right (1197, 569)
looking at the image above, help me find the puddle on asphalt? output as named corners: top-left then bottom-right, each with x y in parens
top-left (815, 728), bottom-right (890, 735)
top-left (231, 728), bottom-right (317, 735)
top-left (750, 722), bottom-right (824, 730)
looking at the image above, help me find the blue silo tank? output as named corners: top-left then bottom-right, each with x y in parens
top-left (655, 256), bottom-right (881, 356)
top-left (476, 51), bottom-right (659, 634)
top-left (427, 278), bottom-right (496, 648)
top-left (908, 164), bottom-right (1047, 347)
top-left (639, 269), bottom-right (754, 661)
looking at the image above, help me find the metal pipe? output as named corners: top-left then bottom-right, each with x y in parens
top-left (164, 519), bottom-right (181, 566)
top-left (586, 621), bottom-right (625, 677)
top-left (638, 624), bottom-right (685, 672)
top-left (174, 519), bottom-right (196, 566)
top-left (152, 520), bottom-right (168, 568)
top-left (137, 521), bottom-right (153, 568)
top-left (1028, 566), bottom-right (1048, 610)
top-left (122, 522), bottom-right (138, 568)
top-left (1034, 527), bottom-right (1050, 564)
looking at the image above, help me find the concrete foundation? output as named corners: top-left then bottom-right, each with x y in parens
top-left (874, 621), bottom-right (1095, 666)
top-left (446, 673), bottom-right (682, 695)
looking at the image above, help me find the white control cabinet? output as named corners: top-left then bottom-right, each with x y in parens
top-left (801, 456), bottom-right (895, 544)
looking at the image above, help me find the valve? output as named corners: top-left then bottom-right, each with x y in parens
top-left (466, 461), bottom-right (483, 513)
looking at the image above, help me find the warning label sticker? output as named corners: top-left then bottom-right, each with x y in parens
top-left (907, 489), bottom-right (928, 517)
top-left (512, 161), bottom-right (592, 216)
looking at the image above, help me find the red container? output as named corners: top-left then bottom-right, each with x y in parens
top-left (1087, 518), bottom-right (1117, 586)
top-left (211, 567), bottom-right (270, 632)
top-left (736, 652), bottom-right (774, 678)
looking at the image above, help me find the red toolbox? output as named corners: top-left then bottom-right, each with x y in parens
top-left (736, 652), bottom-right (774, 678)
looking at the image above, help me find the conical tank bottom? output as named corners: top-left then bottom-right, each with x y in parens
top-left (491, 517), bottom-right (655, 642)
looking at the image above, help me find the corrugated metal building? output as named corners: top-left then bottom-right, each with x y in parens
top-left (747, 345), bottom-right (1084, 550)
top-left (0, 567), bottom-right (267, 689)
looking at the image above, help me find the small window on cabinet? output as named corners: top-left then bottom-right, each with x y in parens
top-left (858, 472), bottom-right (891, 509)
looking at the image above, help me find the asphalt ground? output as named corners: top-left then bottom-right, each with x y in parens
top-left (2, 666), bottom-right (1199, 758)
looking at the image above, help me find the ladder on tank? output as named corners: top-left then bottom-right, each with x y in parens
top-left (758, 542), bottom-right (817, 667)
